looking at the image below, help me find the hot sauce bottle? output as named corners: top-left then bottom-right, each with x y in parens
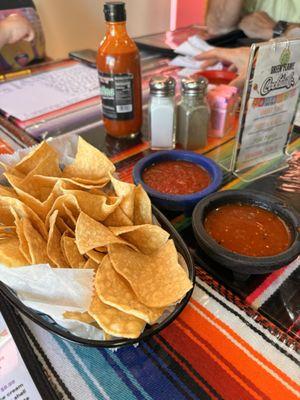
top-left (97, 2), bottom-right (142, 138)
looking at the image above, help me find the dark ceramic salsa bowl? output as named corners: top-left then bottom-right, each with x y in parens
top-left (192, 190), bottom-right (300, 275)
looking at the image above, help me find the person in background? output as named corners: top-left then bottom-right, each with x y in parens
top-left (197, 47), bottom-right (250, 88)
top-left (0, 13), bottom-right (34, 50)
top-left (0, 2), bottom-right (45, 72)
top-left (206, 0), bottom-right (300, 40)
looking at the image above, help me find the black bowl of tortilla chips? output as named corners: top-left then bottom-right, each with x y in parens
top-left (0, 139), bottom-right (195, 348)
top-left (0, 205), bottom-right (195, 347)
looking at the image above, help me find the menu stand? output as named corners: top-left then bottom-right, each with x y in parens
top-left (218, 38), bottom-right (300, 182)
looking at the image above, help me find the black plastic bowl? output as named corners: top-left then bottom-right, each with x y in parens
top-left (192, 190), bottom-right (300, 274)
top-left (0, 205), bottom-right (195, 348)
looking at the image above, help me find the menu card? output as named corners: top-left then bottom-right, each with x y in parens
top-left (0, 313), bottom-right (42, 400)
top-left (233, 38), bottom-right (300, 172)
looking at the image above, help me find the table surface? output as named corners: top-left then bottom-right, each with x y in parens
top-left (0, 56), bottom-right (299, 400)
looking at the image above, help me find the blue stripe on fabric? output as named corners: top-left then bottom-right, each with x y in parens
top-left (101, 342), bottom-right (189, 400)
top-left (100, 348), bottom-right (152, 400)
top-left (142, 341), bottom-right (200, 400)
top-left (53, 336), bottom-right (138, 400)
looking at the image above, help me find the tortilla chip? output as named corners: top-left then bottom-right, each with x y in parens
top-left (63, 311), bottom-right (96, 325)
top-left (109, 224), bottom-right (169, 255)
top-left (4, 173), bottom-right (56, 220)
top-left (103, 332), bottom-right (113, 340)
top-left (63, 137), bottom-right (115, 181)
top-left (35, 175), bottom-right (108, 190)
top-left (11, 210), bottom-right (31, 263)
top-left (47, 211), bottom-right (69, 267)
top-left (83, 258), bottom-right (99, 270)
top-left (96, 256), bottom-right (164, 324)
top-left (86, 250), bottom-right (106, 264)
top-left (70, 177), bottom-right (109, 186)
top-left (56, 217), bottom-right (74, 236)
top-left (61, 236), bottom-right (85, 268)
top-left (0, 236), bottom-right (28, 267)
top-left (60, 189), bottom-right (120, 221)
top-left (62, 204), bottom-right (77, 226)
top-left (75, 212), bottom-right (136, 254)
top-left (0, 225), bottom-right (15, 233)
top-left (46, 194), bottom-right (80, 229)
top-left (110, 176), bottom-right (135, 221)
top-left (95, 246), bottom-right (107, 252)
top-left (24, 153), bottom-right (62, 182)
top-left (4, 172), bottom-right (56, 202)
top-left (13, 142), bottom-right (58, 175)
top-left (0, 185), bottom-right (17, 198)
top-left (103, 206), bottom-right (133, 227)
top-left (22, 218), bottom-right (51, 264)
top-left (134, 185), bottom-right (152, 225)
top-left (0, 197), bottom-right (47, 239)
top-left (0, 231), bottom-right (15, 239)
top-left (109, 240), bottom-right (193, 308)
top-left (23, 175), bottom-right (58, 203)
top-left (88, 294), bottom-right (145, 339)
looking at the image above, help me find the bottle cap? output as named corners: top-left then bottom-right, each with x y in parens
top-left (149, 76), bottom-right (176, 97)
top-left (181, 76), bottom-right (208, 96)
top-left (104, 2), bottom-right (126, 22)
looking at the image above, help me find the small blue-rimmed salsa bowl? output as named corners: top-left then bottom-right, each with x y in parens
top-left (133, 150), bottom-right (223, 212)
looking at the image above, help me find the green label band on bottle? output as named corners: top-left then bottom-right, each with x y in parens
top-left (98, 72), bottom-right (134, 120)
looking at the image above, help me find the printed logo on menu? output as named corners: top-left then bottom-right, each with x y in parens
top-left (259, 47), bottom-right (296, 96)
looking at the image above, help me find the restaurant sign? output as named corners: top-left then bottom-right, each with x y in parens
top-left (232, 38), bottom-right (300, 174)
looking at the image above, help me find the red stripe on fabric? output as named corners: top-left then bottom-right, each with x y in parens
top-left (154, 335), bottom-right (219, 400)
top-left (246, 266), bottom-right (287, 305)
top-left (161, 320), bottom-right (258, 400)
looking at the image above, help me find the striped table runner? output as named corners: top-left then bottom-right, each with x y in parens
top-left (22, 277), bottom-right (300, 400)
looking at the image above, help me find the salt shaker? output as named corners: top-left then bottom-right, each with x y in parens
top-left (177, 77), bottom-right (210, 150)
top-left (148, 76), bottom-right (176, 150)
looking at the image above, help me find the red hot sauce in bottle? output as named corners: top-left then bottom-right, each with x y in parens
top-left (97, 2), bottom-right (142, 138)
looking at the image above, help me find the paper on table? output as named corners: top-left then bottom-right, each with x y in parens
top-left (171, 55), bottom-right (223, 75)
top-left (0, 64), bottom-right (99, 121)
top-left (0, 264), bottom-right (103, 340)
top-left (170, 56), bottom-right (204, 69)
top-left (175, 35), bottom-right (214, 57)
top-left (188, 35), bottom-right (214, 51)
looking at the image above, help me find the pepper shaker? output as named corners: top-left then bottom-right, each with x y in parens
top-left (148, 76), bottom-right (176, 150)
top-left (177, 77), bottom-right (210, 150)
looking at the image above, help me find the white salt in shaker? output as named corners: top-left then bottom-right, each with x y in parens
top-left (148, 76), bottom-right (176, 150)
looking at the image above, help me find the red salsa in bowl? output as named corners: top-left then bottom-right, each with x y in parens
top-left (142, 160), bottom-right (211, 196)
top-left (204, 203), bottom-right (292, 257)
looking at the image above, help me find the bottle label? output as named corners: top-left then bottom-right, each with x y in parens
top-left (98, 72), bottom-right (134, 120)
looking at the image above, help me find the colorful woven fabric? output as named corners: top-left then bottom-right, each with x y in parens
top-left (246, 256), bottom-right (300, 309)
top-left (22, 277), bottom-right (300, 400)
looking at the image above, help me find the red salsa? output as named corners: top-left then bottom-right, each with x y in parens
top-left (204, 203), bottom-right (292, 257)
top-left (142, 160), bottom-right (211, 195)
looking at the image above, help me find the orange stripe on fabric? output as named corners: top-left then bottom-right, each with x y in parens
top-left (179, 304), bottom-right (299, 400)
top-left (173, 318), bottom-right (264, 400)
top-left (162, 320), bottom-right (258, 400)
top-left (154, 335), bottom-right (219, 400)
top-left (190, 298), bottom-right (300, 394)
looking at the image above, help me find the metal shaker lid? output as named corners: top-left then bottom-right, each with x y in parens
top-left (181, 76), bottom-right (208, 95)
top-left (149, 76), bottom-right (176, 96)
